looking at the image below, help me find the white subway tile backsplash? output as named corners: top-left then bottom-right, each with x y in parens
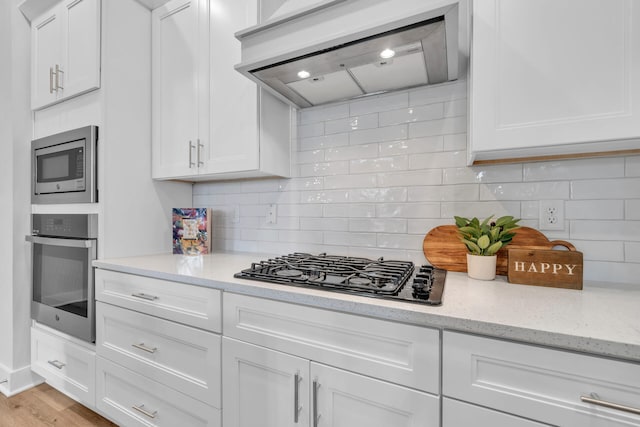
top-left (325, 144), bottom-right (378, 161)
top-left (626, 200), bottom-right (640, 219)
top-left (409, 81), bottom-right (466, 106)
top-left (440, 201), bottom-right (521, 220)
top-left (350, 92), bottom-right (408, 115)
top-left (377, 233), bottom-right (424, 250)
top-left (571, 240), bottom-right (624, 262)
top-left (481, 182), bottom-right (570, 200)
top-left (379, 136), bottom-right (443, 156)
top-left (377, 170), bottom-right (442, 187)
top-left (298, 122), bottom-right (324, 138)
top-left (409, 184), bottom-right (479, 202)
top-left (300, 102), bottom-right (349, 124)
top-left (350, 156), bottom-right (408, 174)
top-left (443, 133), bottom-right (467, 151)
top-left (299, 161), bottom-right (350, 177)
top-left (625, 242), bottom-right (640, 262)
top-left (378, 103), bottom-right (443, 127)
top-left (324, 231), bottom-right (377, 247)
top-left (409, 116), bottom-right (467, 138)
top-left (193, 83), bottom-right (640, 285)
top-left (324, 174), bottom-right (377, 190)
top-left (349, 187), bottom-right (408, 203)
top-left (349, 124), bottom-right (408, 145)
top-left (377, 203), bottom-right (440, 218)
top-left (349, 218), bottom-right (407, 233)
top-left (443, 164), bottom-right (522, 184)
top-left (325, 113), bottom-right (378, 134)
top-left (572, 178), bottom-right (640, 199)
top-left (570, 220), bottom-right (640, 241)
top-left (323, 204), bottom-right (376, 218)
top-left (409, 150), bottom-right (467, 170)
top-left (524, 157), bottom-right (625, 181)
top-left (565, 200), bottom-right (624, 220)
top-left (625, 156), bottom-right (640, 177)
top-left (299, 133), bottom-right (349, 151)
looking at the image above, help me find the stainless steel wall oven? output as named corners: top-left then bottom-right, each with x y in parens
top-left (27, 214), bottom-right (98, 342)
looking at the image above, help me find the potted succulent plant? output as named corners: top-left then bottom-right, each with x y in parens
top-left (454, 215), bottom-right (521, 280)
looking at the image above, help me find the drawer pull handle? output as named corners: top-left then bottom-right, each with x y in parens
top-left (132, 404), bottom-right (157, 419)
top-left (132, 343), bottom-right (158, 354)
top-left (131, 292), bottom-right (158, 301)
top-left (312, 379), bottom-right (321, 427)
top-left (581, 393), bottom-right (640, 416)
top-left (294, 372), bottom-right (302, 423)
top-left (47, 360), bottom-right (65, 370)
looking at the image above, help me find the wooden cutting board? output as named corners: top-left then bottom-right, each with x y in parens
top-left (423, 225), bottom-right (569, 275)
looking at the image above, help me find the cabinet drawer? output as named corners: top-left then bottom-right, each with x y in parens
top-left (443, 331), bottom-right (640, 427)
top-left (96, 301), bottom-right (221, 407)
top-left (223, 293), bottom-right (440, 393)
top-left (443, 398), bottom-right (547, 427)
top-left (96, 356), bottom-right (220, 427)
top-left (95, 269), bottom-right (221, 332)
top-left (31, 326), bottom-right (95, 407)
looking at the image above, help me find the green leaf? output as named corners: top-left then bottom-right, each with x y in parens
top-left (454, 216), bottom-right (470, 228)
top-left (477, 235), bottom-right (490, 249)
top-left (462, 239), bottom-right (481, 254)
top-left (485, 241), bottom-right (503, 256)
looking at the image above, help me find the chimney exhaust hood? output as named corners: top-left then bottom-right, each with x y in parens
top-left (235, 0), bottom-right (461, 109)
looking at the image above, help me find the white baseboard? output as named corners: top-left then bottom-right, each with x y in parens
top-left (0, 362), bottom-right (44, 397)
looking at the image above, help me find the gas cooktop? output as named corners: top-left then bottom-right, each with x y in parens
top-left (234, 253), bottom-right (445, 305)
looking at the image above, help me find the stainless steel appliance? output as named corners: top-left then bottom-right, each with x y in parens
top-left (235, 253), bottom-right (445, 305)
top-left (235, 0), bottom-right (460, 108)
top-left (27, 214), bottom-right (98, 342)
top-left (31, 125), bottom-right (98, 204)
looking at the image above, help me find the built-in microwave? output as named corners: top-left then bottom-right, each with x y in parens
top-left (31, 125), bottom-right (98, 204)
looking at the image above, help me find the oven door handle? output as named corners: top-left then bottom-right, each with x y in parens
top-left (25, 235), bottom-right (95, 249)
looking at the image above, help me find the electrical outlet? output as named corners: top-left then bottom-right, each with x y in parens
top-left (266, 204), bottom-right (277, 224)
top-left (539, 200), bottom-right (565, 230)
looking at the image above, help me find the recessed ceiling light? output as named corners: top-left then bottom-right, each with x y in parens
top-left (379, 48), bottom-right (396, 59)
top-left (297, 70), bottom-right (311, 79)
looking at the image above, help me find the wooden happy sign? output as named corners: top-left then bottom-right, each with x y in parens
top-left (507, 241), bottom-right (583, 290)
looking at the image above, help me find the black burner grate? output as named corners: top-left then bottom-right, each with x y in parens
top-left (235, 253), bottom-right (445, 305)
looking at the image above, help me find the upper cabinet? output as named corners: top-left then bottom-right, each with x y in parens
top-left (151, 0), bottom-right (293, 181)
top-left (31, 0), bottom-right (101, 110)
top-left (469, 0), bottom-right (640, 164)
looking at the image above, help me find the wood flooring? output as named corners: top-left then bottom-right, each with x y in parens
top-left (0, 383), bottom-right (117, 427)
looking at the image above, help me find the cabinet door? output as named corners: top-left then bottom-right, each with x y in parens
top-left (470, 0), bottom-right (640, 162)
top-left (31, 7), bottom-right (62, 109)
top-left (443, 398), bottom-right (547, 427)
top-left (152, 0), bottom-right (209, 179)
top-left (203, 0), bottom-right (260, 175)
top-left (60, 0), bottom-right (101, 99)
top-left (222, 337), bottom-right (310, 427)
top-left (312, 362), bottom-right (440, 427)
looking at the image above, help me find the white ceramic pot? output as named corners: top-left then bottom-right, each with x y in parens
top-left (466, 254), bottom-right (497, 280)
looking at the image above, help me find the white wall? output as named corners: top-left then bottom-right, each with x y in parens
top-left (0, 0), bottom-right (40, 396)
top-left (194, 81), bottom-right (640, 285)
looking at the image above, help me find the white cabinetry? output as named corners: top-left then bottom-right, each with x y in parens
top-left (443, 331), bottom-right (640, 427)
top-left (469, 0), bottom-right (640, 164)
top-left (151, 0), bottom-right (292, 181)
top-left (222, 293), bottom-right (440, 427)
top-left (30, 324), bottom-right (96, 407)
top-left (94, 269), bottom-right (222, 426)
top-left (31, 0), bottom-right (101, 110)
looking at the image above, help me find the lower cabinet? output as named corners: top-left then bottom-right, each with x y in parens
top-left (443, 331), bottom-right (640, 427)
top-left (443, 398), bottom-right (548, 427)
top-left (96, 357), bottom-right (220, 427)
top-left (222, 337), bottom-right (439, 427)
top-left (30, 324), bottom-right (96, 407)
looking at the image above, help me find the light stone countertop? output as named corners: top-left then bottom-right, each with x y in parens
top-left (93, 251), bottom-right (640, 363)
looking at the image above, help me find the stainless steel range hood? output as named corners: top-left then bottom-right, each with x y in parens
top-left (235, 0), bottom-right (461, 109)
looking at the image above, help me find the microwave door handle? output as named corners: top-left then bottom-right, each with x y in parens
top-left (25, 235), bottom-right (95, 249)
